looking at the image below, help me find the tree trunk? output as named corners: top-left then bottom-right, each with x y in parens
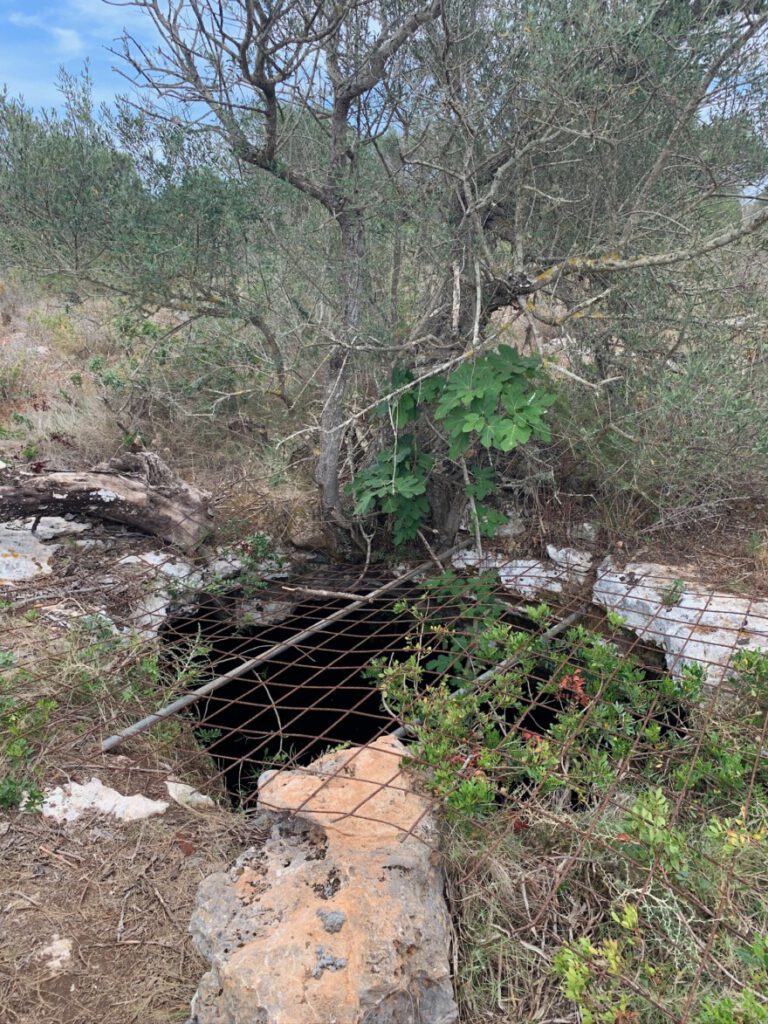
top-left (315, 208), bottom-right (364, 528)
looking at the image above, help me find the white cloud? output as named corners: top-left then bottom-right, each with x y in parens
top-left (67, 0), bottom-right (147, 33)
top-left (50, 26), bottom-right (85, 56)
top-left (8, 12), bottom-right (85, 55)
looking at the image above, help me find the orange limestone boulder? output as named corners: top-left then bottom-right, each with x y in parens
top-left (188, 735), bottom-right (458, 1024)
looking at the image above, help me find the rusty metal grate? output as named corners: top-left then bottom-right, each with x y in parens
top-left (4, 532), bottom-right (768, 1023)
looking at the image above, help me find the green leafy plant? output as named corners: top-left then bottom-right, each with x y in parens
top-left (0, 683), bottom-right (56, 812)
top-left (661, 578), bottom-right (686, 608)
top-left (350, 348), bottom-right (554, 545)
top-left (350, 434), bottom-right (433, 546)
top-left (217, 532), bottom-right (277, 598)
top-left (370, 573), bottom-right (708, 823)
top-left (432, 347), bottom-right (554, 458)
top-left (0, 776), bottom-right (43, 812)
top-left (552, 934), bottom-right (637, 1024)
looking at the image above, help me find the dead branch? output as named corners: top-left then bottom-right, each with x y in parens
top-left (0, 452), bottom-right (212, 551)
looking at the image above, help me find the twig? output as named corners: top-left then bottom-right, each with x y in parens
top-left (280, 585), bottom-right (362, 600)
top-left (472, 259), bottom-right (482, 349)
top-left (460, 457), bottom-right (484, 558)
top-left (350, 523), bottom-right (374, 588)
top-left (417, 529), bottom-right (446, 571)
top-left (544, 362), bottom-right (622, 390)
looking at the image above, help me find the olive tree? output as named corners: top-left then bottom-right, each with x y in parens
top-left (407, 0), bottom-right (768, 340)
top-left (116, 0), bottom-right (442, 541)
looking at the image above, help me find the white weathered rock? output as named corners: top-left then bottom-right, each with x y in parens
top-left (206, 553), bottom-right (245, 579)
top-left (452, 547), bottom-right (592, 597)
top-left (189, 736), bottom-right (458, 1024)
top-left (0, 524), bottom-right (56, 583)
top-left (496, 510), bottom-right (527, 540)
top-left (42, 777), bottom-right (168, 823)
top-left (0, 517), bottom-right (93, 584)
top-left (166, 781), bottom-right (216, 810)
top-left (118, 551), bottom-right (200, 638)
top-left (546, 544), bottom-right (593, 581)
top-left (12, 516), bottom-right (91, 541)
top-left (593, 558), bottom-right (768, 686)
top-left (237, 598), bottom-right (295, 627)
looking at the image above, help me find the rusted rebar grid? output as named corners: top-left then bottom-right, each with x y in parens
top-left (3, 532), bottom-right (768, 1024)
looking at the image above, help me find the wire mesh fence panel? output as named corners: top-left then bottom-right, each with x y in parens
top-left (2, 523), bottom-right (768, 1024)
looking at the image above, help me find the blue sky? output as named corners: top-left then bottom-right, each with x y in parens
top-left (0, 0), bottom-right (154, 108)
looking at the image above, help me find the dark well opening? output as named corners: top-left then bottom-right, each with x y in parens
top-left (164, 577), bottom-right (433, 802)
top-left (163, 572), bottom-right (683, 807)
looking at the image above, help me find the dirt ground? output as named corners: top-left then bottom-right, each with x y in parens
top-left (0, 754), bottom-right (244, 1024)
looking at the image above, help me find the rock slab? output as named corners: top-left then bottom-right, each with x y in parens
top-left (593, 558), bottom-right (768, 685)
top-left (452, 544), bottom-right (592, 597)
top-left (188, 736), bottom-right (458, 1024)
top-left (42, 777), bottom-right (168, 822)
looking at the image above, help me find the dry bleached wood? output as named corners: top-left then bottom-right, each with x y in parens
top-left (0, 451), bottom-right (212, 551)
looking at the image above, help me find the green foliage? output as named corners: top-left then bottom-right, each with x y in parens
top-left (661, 578), bottom-right (685, 608)
top-left (201, 532), bottom-right (277, 599)
top-left (370, 573), bottom-right (714, 822)
top-left (624, 788), bottom-right (688, 875)
top-left (0, 776), bottom-right (43, 812)
top-left (228, 533), bottom-right (277, 598)
top-left (432, 347), bottom-right (554, 459)
top-left (0, 72), bottom-right (144, 281)
top-left (0, 358), bottom-right (24, 402)
top-left (552, 934), bottom-right (635, 1024)
top-left (385, 574), bottom-right (768, 1023)
top-left (351, 434), bottom-right (433, 545)
top-left (698, 992), bottom-right (768, 1024)
top-left (553, 910), bottom-right (768, 1024)
top-left (0, 649), bottom-right (55, 812)
top-left (350, 349), bottom-right (554, 544)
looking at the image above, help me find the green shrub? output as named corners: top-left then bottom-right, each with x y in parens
top-left (376, 573), bottom-right (768, 1023)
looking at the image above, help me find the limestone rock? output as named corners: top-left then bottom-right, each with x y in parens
top-left (452, 546), bottom-right (593, 597)
top-left (117, 550), bottom-right (200, 638)
top-left (165, 781), bottom-right (216, 810)
top-left (545, 544), bottom-right (593, 582)
top-left (189, 736), bottom-right (458, 1024)
top-left (42, 777), bottom-right (168, 822)
top-left (0, 516), bottom-right (90, 585)
top-left (495, 510), bottom-right (527, 541)
top-left (0, 522), bottom-right (56, 584)
top-left (593, 558), bottom-right (768, 686)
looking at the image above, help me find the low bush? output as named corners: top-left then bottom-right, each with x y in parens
top-left (373, 573), bottom-right (768, 1023)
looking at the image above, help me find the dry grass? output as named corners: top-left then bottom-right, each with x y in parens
top-left (0, 293), bottom-right (125, 470)
top-left (0, 597), bottom-right (246, 1024)
top-left (0, 777), bottom-right (243, 1024)
top-left (445, 813), bottom-right (593, 1023)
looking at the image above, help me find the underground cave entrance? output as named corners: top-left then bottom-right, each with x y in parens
top-left (162, 573), bottom-right (682, 808)
top-left (164, 577), bottom-right (430, 802)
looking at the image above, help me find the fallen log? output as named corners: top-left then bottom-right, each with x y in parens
top-left (0, 452), bottom-right (212, 551)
